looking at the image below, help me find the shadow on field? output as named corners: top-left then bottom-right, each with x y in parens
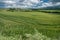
top-left (40, 11), bottom-right (60, 14)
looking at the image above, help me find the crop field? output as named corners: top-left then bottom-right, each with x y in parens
top-left (0, 10), bottom-right (60, 40)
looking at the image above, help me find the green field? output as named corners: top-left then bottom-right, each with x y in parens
top-left (0, 10), bottom-right (60, 40)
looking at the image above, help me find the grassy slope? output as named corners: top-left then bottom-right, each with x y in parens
top-left (0, 11), bottom-right (60, 40)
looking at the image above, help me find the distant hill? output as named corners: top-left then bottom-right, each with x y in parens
top-left (40, 5), bottom-right (60, 10)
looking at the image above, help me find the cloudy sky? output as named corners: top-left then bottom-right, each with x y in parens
top-left (0, 0), bottom-right (60, 8)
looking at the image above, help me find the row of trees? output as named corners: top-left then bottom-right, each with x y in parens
top-left (7, 8), bottom-right (41, 12)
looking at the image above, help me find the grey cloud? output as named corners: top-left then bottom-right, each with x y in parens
top-left (0, 0), bottom-right (60, 8)
top-left (49, 0), bottom-right (60, 2)
top-left (49, 0), bottom-right (60, 4)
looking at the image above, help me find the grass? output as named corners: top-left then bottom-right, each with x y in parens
top-left (0, 10), bottom-right (60, 40)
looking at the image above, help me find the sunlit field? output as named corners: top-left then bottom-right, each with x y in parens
top-left (0, 10), bottom-right (60, 40)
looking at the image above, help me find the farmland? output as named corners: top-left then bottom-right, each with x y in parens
top-left (0, 10), bottom-right (60, 40)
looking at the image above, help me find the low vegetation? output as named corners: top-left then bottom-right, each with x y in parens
top-left (0, 9), bottom-right (60, 40)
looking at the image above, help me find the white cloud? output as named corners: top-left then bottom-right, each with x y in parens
top-left (30, 0), bottom-right (40, 3)
top-left (41, 2), bottom-right (53, 7)
top-left (55, 2), bottom-right (60, 6)
top-left (14, 0), bottom-right (42, 8)
top-left (3, 0), bottom-right (16, 4)
top-left (1, 0), bottom-right (60, 8)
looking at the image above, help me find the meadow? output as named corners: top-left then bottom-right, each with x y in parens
top-left (0, 10), bottom-right (60, 40)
